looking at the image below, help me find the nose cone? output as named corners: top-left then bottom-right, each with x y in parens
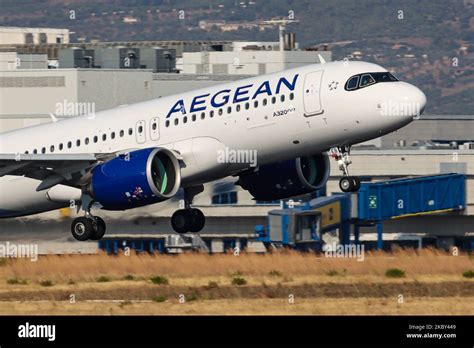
top-left (399, 82), bottom-right (427, 119)
top-left (411, 84), bottom-right (427, 118)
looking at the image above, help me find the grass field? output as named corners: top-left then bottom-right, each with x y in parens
top-left (0, 249), bottom-right (473, 315)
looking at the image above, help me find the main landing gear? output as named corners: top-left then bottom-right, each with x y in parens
top-left (171, 185), bottom-right (205, 234)
top-left (71, 195), bottom-right (106, 241)
top-left (329, 146), bottom-right (361, 193)
top-left (71, 215), bottom-right (106, 241)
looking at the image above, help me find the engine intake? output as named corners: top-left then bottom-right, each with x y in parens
top-left (90, 147), bottom-right (181, 210)
top-left (237, 153), bottom-right (330, 201)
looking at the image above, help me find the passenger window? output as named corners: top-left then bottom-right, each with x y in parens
top-left (227, 106), bottom-right (232, 114)
top-left (33, 149), bottom-right (37, 154)
top-left (67, 141), bottom-right (72, 148)
top-left (138, 126), bottom-right (143, 133)
top-left (263, 99), bottom-right (267, 106)
top-left (59, 143), bottom-right (63, 150)
top-left (359, 74), bottom-right (375, 87)
top-left (102, 134), bottom-right (106, 141)
top-left (85, 138), bottom-right (89, 145)
top-left (111, 132), bottom-right (115, 139)
top-left (289, 92), bottom-right (294, 100)
top-left (272, 96), bottom-right (276, 104)
top-left (346, 76), bottom-right (359, 90)
top-left (218, 108), bottom-right (223, 116)
top-left (76, 139), bottom-right (81, 147)
top-left (174, 118), bottom-right (179, 125)
top-left (120, 130), bottom-right (124, 137)
top-left (152, 123), bottom-right (157, 130)
top-left (245, 102), bottom-right (250, 110)
top-left (192, 114), bottom-right (196, 121)
top-left (236, 104), bottom-right (241, 112)
top-left (183, 116), bottom-right (188, 123)
top-left (93, 136), bottom-right (98, 143)
top-left (42, 147), bottom-right (46, 154)
top-left (128, 128), bottom-right (133, 135)
top-left (25, 150), bottom-right (29, 154)
top-left (254, 100), bottom-right (258, 108)
top-left (210, 110), bottom-right (214, 118)
top-left (281, 95), bottom-right (285, 102)
top-left (201, 112), bottom-right (205, 119)
top-left (165, 120), bottom-right (170, 127)
top-left (50, 145), bottom-right (54, 152)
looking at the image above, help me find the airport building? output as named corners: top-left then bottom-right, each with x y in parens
top-left (0, 26), bottom-right (69, 45)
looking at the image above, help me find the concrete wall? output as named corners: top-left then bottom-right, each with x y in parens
top-left (77, 69), bottom-right (154, 111)
top-left (0, 69), bottom-right (78, 131)
top-left (381, 118), bottom-right (474, 147)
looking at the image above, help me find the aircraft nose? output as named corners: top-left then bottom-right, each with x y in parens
top-left (382, 82), bottom-right (427, 119)
top-left (410, 84), bottom-right (427, 118)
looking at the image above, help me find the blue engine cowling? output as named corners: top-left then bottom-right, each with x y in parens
top-left (236, 153), bottom-right (330, 201)
top-left (90, 147), bottom-right (181, 210)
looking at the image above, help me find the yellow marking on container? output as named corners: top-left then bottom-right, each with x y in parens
top-left (390, 208), bottom-right (458, 220)
top-left (313, 201), bottom-right (341, 227)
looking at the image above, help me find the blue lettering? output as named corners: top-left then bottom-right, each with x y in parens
top-left (211, 89), bottom-right (231, 108)
top-left (190, 93), bottom-right (210, 113)
top-left (233, 84), bottom-right (253, 103)
top-left (166, 99), bottom-right (186, 118)
top-left (252, 81), bottom-right (272, 99)
top-left (166, 75), bottom-right (299, 118)
top-left (276, 74), bottom-right (299, 94)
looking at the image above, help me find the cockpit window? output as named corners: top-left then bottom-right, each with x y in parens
top-left (345, 71), bottom-right (399, 91)
top-left (346, 76), bottom-right (359, 90)
top-left (372, 72), bottom-right (398, 82)
top-left (360, 74), bottom-right (375, 87)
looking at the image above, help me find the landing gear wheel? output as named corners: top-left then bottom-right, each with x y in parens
top-left (352, 177), bottom-right (361, 191)
top-left (339, 177), bottom-right (355, 193)
top-left (90, 217), bottom-right (106, 240)
top-left (171, 209), bottom-right (192, 234)
top-left (71, 217), bottom-right (95, 241)
top-left (189, 208), bottom-right (205, 233)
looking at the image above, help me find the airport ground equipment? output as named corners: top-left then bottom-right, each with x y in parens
top-left (256, 174), bottom-right (466, 250)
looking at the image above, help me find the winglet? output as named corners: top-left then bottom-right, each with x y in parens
top-left (318, 54), bottom-right (326, 64)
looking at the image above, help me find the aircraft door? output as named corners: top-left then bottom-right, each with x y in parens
top-left (150, 117), bottom-right (160, 141)
top-left (135, 120), bottom-right (146, 144)
top-left (303, 70), bottom-right (324, 116)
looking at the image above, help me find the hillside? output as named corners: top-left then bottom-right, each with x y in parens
top-left (0, 0), bottom-right (473, 114)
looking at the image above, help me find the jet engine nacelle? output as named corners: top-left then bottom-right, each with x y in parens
top-left (237, 153), bottom-right (330, 201)
top-left (90, 147), bottom-right (181, 210)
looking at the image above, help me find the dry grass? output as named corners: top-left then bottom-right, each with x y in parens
top-left (1, 297), bottom-right (473, 315)
top-left (0, 249), bottom-right (472, 315)
top-left (0, 248), bottom-right (472, 284)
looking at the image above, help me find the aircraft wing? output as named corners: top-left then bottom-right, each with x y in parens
top-left (0, 153), bottom-right (106, 191)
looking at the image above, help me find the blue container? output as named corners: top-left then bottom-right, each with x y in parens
top-left (358, 174), bottom-right (466, 221)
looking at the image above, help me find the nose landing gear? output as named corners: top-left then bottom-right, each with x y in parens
top-left (171, 185), bottom-right (205, 234)
top-left (330, 146), bottom-right (361, 193)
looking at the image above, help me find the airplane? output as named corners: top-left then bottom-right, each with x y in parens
top-left (0, 60), bottom-right (426, 241)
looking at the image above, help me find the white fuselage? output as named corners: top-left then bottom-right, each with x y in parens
top-left (0, 61), bottom-right (426, 217)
